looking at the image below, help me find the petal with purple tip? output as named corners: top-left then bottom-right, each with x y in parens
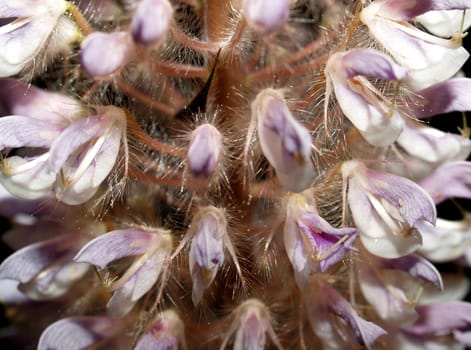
top-left (360, 0), bottom-right (470, 90)
top-left (325, 49), bottom-right (405, 147)
top-left (420, 161), bottom-right (471, 204)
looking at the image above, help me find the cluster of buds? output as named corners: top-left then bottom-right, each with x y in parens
top-left (1, 0), bottom-right (471, 349)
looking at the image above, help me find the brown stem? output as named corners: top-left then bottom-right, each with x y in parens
top-left (66, 2), bottom-right (93, 36)
top-left (125, 111), bottom-right (187, 157)
top-left (152, 60), bottom-right (209, 78)
top-left (170, 25), bottom-right (220, 53)
top-left (117, 79), bottom-right (177, 116)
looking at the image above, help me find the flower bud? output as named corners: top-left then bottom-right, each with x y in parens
top-left (131, 0), bottom-right (173, 45)
top-left (253, 88), bottom-right (315, 192)
top-left (187, 123), bottom-right (222, 179)
top-left (189, 206), bottom-right (226, 305)
top-left (242, 0), bottom-right (290, 33)
top-left (80, 31), bottom-right (133, 78)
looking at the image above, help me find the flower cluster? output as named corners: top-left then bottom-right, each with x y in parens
top-left (1, 0), bottom-right (471, 349)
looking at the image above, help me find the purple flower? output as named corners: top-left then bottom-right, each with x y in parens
top-left (0, 104), bottom-right (127, 204)
top-left (131, 0), bottom-right (173, 45)
top-left (325, 48), bottom-right (406, 147)
top-left (0, 0), bottom-right (79, 77)
top-left (74, 229), bottom-right (173, 316)
top-left (187, 123), bottom-right (222, 180)
top-left (284, 193), bottom-right (357, 287)
top-left (357, 254), bottom-right (442, 326)
top-left (360, 0), bottom-right (471, 90)
top-left (342, 160), bottom-right (436, 258)
top-left (253, 88), bottom-right (315, 192)
top-left (171, 206), bottom-right (241, 305)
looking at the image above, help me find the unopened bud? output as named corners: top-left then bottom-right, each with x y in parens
top-left (80, 31), bottom-right (133, 78)
top-left (242, 0), bottom-right (290, 33)
top-left (131, 0), bottom-right (173, 45)
top-left (187, 123), bottom-right (222, 179)
top-left (253, 88), bottom-right (315, 192)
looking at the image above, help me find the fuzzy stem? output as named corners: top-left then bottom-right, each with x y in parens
top-left (66, 1), bottom-right (93, 36)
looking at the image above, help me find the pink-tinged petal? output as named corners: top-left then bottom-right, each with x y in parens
top-left (419, 161), bottom-right (471, 204)
top-left (131, 0), bottom-right (173, 45)
top-left (360, 1), bottom-right (470, 90)
top-left (357, 263), bottom-right (419, 326)
top-left (0, 79), bottom-right (82, 124)
top-left (135, 310), bottom-right (185, 350)
top-left (363, 0), bottom-right (471, 21)
top-left (405, 302), bottom-right (471, 346)
top-left (187, 123), bottom-right (222, 179)
top-left (0, 155), bottom-right (55, 199)
top-left (80, 31), bottom-right (134, 78)
top-left (0, 233), bottom-right (81, 284)
top-left (308, 281), bottom-right (387, 349)
top-left (413, 78), bottom-right (471, 118)
top-left (342, 160), bottom-right (436, 258)
top-left (415, 10), bottom-right (471, 37)
top-left (378, 254), bottom-right (443, 290)
top-left (417, 216), bottom-right (471, 263)
top-left (242, 0), bottom-right (289, 33)
top-left (74, 230), bottom-right (155, 269)
top-left (396, 123), bottom-right (471, 167)
top-left (325, 49), bottom-right (405, 147)
top-left (0, 115), bottom-right (62, 149)
top-left (37, 316), bottom-right (118, 350)
top-left (135, 333), bottom-right (176, 350)
top-left (253, 88), bottom-right (315, 192)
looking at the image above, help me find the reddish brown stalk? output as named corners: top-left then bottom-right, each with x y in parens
top-left (117, 79), bottom-right (177, 116)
